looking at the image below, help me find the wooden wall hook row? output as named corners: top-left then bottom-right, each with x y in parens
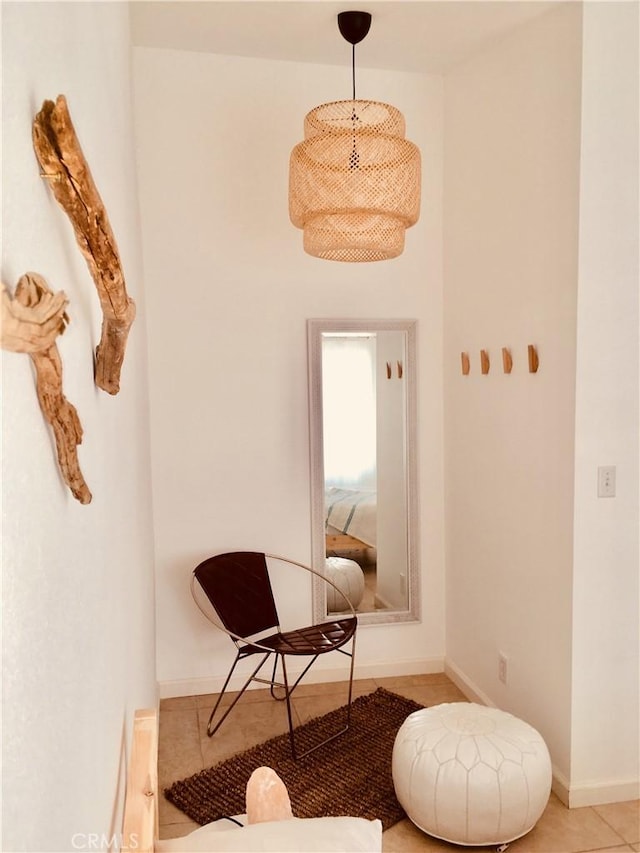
top-left (461, 352), bottom-right (470, 375)
top-left (502, 347), bottom-right (513, 374)
top-left (480, 349), bottom-right (490, 375)
top-left (386, 362), bottom-right (392, 379)
top-left (397, 360), bottom-right (403, 379)
top-left (528, 344), bottom-right (539, 373)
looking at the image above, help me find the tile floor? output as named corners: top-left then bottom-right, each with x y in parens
top-left (158, 673), bottom-right (639, 852)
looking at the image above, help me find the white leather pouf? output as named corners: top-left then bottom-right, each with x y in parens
top-left (392, 703), bottom-right (552, 847)
top-left (325, 557), bottom-right (365, 613)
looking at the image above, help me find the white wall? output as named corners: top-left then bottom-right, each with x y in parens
top-left (1, 4), bottom-right (156, 851)
top-left (443, 4), bottom-right (583, 785)
top-left (571, 1), bottom-right (639, 806)
top-left (132, 48), bottom-right (445, 695)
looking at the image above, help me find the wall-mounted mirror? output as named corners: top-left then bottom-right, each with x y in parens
top-left (308, 319), bottom-right (420, 626)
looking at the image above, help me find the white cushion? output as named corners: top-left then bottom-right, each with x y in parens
top-left (156, 816), bottom-right (383, 852)
top-left (325, 557), bottom-right (365, 612)
top-left (392, 703), bottom-right (551, 846)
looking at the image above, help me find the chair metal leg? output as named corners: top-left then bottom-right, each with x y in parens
top-left (280, 634), bottom-right (357, 760)
top-left (269, 654), bottom-right (287, 701)
top-left (269, 653), bottom-right (321, 701)
top-left (206, 651), bottom-right (271, 737)
top-left (279, 655), bottom-right (338, 760)
top-left (344, 632), bottom-right (356, 728)
top-left (208, 636), bottom-right (358, 757)
top-left (279, 655), bottom-right (297, 758)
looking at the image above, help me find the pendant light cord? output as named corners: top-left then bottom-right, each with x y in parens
top-left (352, 43), bottom-right (356, 100)
top-left (349, 43), bottom-right (359, 168)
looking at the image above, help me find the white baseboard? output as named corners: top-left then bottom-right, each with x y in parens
top-left (159, 655), bottom-right (445, 700)
top-left (565, 779), bottom-right (640, 808)
top-left (444, 657), bottom-right (640, 808)
top-left (550, 769), bottom-right (572, 807)
top-left (353, 656), bottom-right (445, 681)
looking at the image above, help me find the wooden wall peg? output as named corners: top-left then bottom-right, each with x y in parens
top-left (528, 344), bottom-right (539, 373)
top-left (386, 362), bottom-right (392, 379)
top-left (461, 352), bottom-right (470, 375)
top-left (502, 347), bottom-right (513, 374)
top-left (397, 360), bottom-right (403, 379)
top-left (480, 350), bottom-right (490, 375)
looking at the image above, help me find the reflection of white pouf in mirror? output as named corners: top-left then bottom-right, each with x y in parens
top-left (325, 557), bottom-right (365, 612)
top-left (392, 703), bottom-right (552, 847)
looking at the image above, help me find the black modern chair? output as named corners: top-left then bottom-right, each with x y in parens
top-left (191, 551), bottom-right (358, 760)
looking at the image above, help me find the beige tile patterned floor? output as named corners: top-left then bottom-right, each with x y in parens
top-left (158, 674), bottom-right (639, 851)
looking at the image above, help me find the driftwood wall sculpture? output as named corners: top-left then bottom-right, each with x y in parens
top-left (1, 274), bottom-right (92, 504)
top-left (32, 94), bottom-right (135, 395)
top-left (1, 279), bottom-right (68, 353)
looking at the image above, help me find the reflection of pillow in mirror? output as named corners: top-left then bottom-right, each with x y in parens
top-left (156, 816), bottom-right (383, 852)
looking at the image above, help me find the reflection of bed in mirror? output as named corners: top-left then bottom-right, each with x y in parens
top-left (325, 486), bottom-right (377, 554)
top-left (324, 487), bottom-right (380, 612)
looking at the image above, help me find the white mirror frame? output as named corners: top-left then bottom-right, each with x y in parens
top-left (308, 318), bottom-right (421, 626)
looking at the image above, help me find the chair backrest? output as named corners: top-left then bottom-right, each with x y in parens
top-left (193, 551), bottom-right (279, 640)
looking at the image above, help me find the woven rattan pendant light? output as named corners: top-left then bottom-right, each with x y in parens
top-left (289, 11), bottom-right (421, 262)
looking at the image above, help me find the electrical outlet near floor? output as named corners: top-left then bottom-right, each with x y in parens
top-left (498, 653), bottom-right (508, 684)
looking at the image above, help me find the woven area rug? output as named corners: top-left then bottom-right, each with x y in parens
top-left (165, 687), bottom-right (423, 831)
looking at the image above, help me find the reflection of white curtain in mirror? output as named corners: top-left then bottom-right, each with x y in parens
top-left (322, 335), bottom-right (377, 489)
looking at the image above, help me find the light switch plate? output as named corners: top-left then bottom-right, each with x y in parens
top-left (598, 466), bottom-right (616, 498)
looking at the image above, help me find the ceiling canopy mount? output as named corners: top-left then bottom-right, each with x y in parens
top-left (337, 11), bottom-right (372, 46)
